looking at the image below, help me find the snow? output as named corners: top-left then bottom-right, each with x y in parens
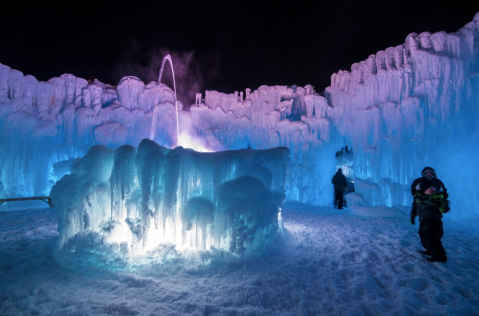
top-left (345, 192), bottom-right (408, 218)
top-left (1, 204), bottom-right (479, 315)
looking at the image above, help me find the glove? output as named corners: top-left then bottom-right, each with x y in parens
top-left (410, 216), bottom-right (415, 225)
top-left (439, 200), bottom-right (451, 214)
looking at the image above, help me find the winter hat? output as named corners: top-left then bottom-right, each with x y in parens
top-left (422, 167), bottom-right (437, 179)
top-left (337, 168), bottom-right (342, 173)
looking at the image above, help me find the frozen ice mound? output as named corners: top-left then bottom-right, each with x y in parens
top-left (345, 192), bottom-right (406, 218)
top-left (50, 139), bottom-right (290, 260)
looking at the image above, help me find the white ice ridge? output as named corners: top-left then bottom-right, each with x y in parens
top-left (50, 139), bottom-right (289, 257)
top-left (1, 12), bottom-right (479, 219)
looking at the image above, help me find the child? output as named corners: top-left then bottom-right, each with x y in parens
top-left (410, 166), bottom-right (448, 199)
top-left (410, 179), bottom-right (450, 263)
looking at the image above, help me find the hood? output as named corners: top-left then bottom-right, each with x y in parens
top-left (422, 166), bottom-right (437, 179)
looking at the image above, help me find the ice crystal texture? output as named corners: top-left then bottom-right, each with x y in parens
top-left (1, 13), bottom-right (479, 220)
top-left (50, 140), bottom-right (289, 256)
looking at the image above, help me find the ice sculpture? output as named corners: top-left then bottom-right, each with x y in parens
top-left (50, 139), bottom-right (289, 258)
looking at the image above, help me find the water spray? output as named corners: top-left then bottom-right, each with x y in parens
top-left (150, 54), bottom-right (180, 147)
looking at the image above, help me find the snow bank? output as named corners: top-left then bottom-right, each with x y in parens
top-left (346, 192), bottom-right (406, 218)
top-left (50, 139), bottom-right (289, 258)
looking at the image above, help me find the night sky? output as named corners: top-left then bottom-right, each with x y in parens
top-left (1, 1), bottom-right (479, 105)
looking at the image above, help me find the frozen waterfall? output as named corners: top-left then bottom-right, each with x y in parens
top-left (50, 139), bottom-right (289, 258)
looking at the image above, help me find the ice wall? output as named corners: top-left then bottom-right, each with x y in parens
top-left (50, 139), bottom-right (289, 257)
top-left (2, 12), bottom-right (479, 220)
top-left (0, 71), bottom-right (336, 207)
top-left (188, 85), bottom-right (339, 205)
top-left (187, 13), bottom-right (479, 219)
top-left (324, 12), bottom-right (479, 219)
top-left (0, 69), bottom-right (181, 198)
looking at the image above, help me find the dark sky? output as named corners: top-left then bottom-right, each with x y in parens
top-left (1, 0), bottom-right (479, 103)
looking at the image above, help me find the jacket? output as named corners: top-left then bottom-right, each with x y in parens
top-left (410, 167), bottom-right (448, 199)
top-left (411, 192), bottom-right (449, 221)
top-left (332, 171), bottom-right (348, 191)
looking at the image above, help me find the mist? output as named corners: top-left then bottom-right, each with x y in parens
top-left (114, 41), bottom-right (219, 109)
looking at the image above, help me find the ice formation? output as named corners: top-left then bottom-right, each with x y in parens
top-left (1, 12), bottom-right (479, 220)
top-left (152, 54), bottom-right (180, 143)
top-left (50, 140), bottom-right (289, 256)
top-left (325, 13), bottom-right (479, 219)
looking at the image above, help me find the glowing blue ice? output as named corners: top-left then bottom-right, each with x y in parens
top-left (50, 140), bottom-right (289, 258)
top-left (1, 12), bottom-right (479, 221)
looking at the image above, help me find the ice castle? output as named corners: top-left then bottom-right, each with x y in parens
top-left (1, 12), bottom-right (479, 256)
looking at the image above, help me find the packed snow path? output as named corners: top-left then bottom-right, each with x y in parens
top-left (1, 204), bottom-right (478, 315)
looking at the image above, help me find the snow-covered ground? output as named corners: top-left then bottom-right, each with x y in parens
top-left (1, 203), bottom-right (478, 315)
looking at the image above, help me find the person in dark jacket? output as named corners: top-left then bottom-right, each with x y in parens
top-left (411, 167), bottom-right (448, 199)
top-left (332, 168), bottom-right (348, 209)
top-left (410, 179), bottom-right (449, 263)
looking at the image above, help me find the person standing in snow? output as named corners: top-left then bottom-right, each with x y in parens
top-left (411, 167), bottom-right (448, 199)
top-left (410, 179), bottom-right (450, 263)
top-left (332, 168), bottom-right (348, 209)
